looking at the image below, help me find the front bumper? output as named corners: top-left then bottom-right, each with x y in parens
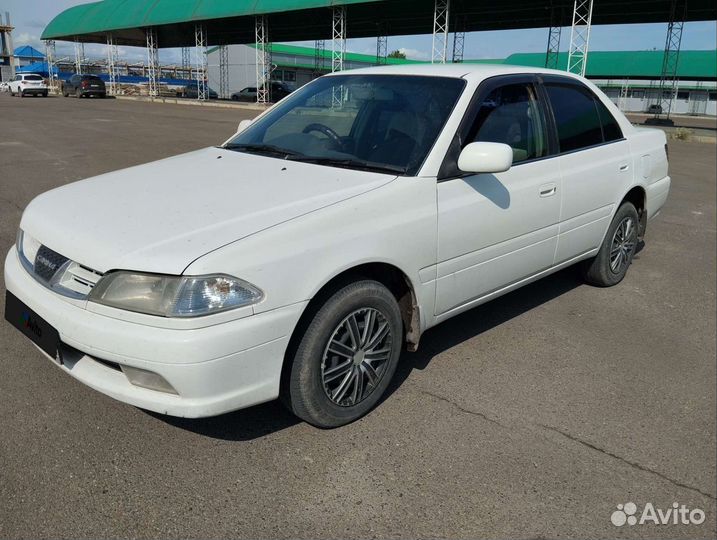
top-left (4, 249), bottom-right (306, 417)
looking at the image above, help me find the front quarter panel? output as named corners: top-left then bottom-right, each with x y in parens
top-left (184, 175), bottom-right (439, 330)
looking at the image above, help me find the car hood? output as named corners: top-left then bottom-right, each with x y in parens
top-left (20, 147), bottom-right (396, 274)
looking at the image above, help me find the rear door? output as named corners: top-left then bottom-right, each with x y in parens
top-left (435, 75), bottom-right (562, 317)
top-left (540, 76), bottom-right (633, 263)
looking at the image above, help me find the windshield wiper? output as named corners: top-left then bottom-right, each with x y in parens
top-left (223, 143), bottom-right (304, 159)
top-left (289, 156), bottom-right (407, 175)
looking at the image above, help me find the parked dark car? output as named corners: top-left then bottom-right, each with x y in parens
top-left (231, 82), bottom-right (292, 103)
top-left (182, 83), bottom-right (219, 99)
top-left (62, 74), bottom-right (106, 98)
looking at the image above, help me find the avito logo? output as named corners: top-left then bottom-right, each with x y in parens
top-left (611, 502), bottom-right (706, 527)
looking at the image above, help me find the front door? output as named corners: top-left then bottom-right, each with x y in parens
top-left (436, 78), bottom-right (561, 317)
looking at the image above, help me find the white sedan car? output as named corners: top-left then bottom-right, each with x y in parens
top-left (8, 73), bottom-right (48, 97)
top-left (4, 65), bottom-right (670, 427)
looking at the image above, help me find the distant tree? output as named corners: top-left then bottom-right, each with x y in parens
top-left (387, 50), bottom-right (407, 59)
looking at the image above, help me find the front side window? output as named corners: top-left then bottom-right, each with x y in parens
top-left (226, 74), bottom-right (466, 176)
top-left (468, 83), bottom-right (548, 164)
top-left (545, 84), bottom-right (604, 152)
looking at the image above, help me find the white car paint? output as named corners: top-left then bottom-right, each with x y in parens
top-left (8, 73), bottom-right (48, 96)
top-left (4, 64), bottom-right (670, 418)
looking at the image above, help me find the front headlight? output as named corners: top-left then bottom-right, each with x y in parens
top-left (89, 271), bottom-right (263, 318)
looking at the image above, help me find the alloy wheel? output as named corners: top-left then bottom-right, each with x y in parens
top-left (321, 307), bottom-right (393, 407)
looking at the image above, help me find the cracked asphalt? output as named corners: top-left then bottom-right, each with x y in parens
top-left (0, 93), bottom-right (715, 539)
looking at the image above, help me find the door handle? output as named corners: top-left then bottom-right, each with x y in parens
top-left (619, 164), bottom-right (630, 172)
top-left (539, 183), bottom-right (557, 197)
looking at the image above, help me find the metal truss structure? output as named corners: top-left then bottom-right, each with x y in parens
top-left (314, 39), bottom-right (325, 75)
top-left (194, 24), bottom-right (208, 100)
top-left (44, 40), bottom-right (57, 93)
top-left (255, 15), bottom-right (271, 104)
top-left (653, 0), bottom-right (686, 119)
top-left (431, 0), bottom-right (450, 64)
top-left (331, 6), bottom-right (346, 73)
top-left (376, 34), bottom-right (388, 65)
top-left (451, 14), bottom-right (466, 63)
top-left (106, 34), bottom-right (119, 95)
top-left (74, 38), bottom-right (84, 75)
top-left (145, 27), bottom-right (159, 98)
top-left (544, 4), bottom-right (562, 69)
top-left (619, 79), bottom-right (630, 111)
top-left (181, 46), bottom-right (191, 79)
top-left (218, 45), bottom-right (229, 99)
top-left (566, 0), bottom-right (593, 76)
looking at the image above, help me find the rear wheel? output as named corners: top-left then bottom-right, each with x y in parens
top-left (284, 280), bottom-right (403, 428)
top-left (582, 202), bottom-right (639, 287)
top-left (76, 88), bottom-right (82, 99)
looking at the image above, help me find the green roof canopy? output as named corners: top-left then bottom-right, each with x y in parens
top-left (42, 0), bottom-right (717, 48)
top-left (499, 50), bottom-right (717, 80)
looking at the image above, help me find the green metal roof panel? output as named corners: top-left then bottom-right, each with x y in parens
top-left (42, 0), bottom-right (380, 40)
top-left (503, 50), bottom-right (717, 80)
top-left (42, 0), bottom-right (717, 47)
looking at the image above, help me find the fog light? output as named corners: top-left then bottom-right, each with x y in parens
top-left (121, 366), bottom-right (178, 395)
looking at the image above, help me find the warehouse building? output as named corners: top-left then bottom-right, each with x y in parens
top-left (207, 45), bottom-right (717, 116)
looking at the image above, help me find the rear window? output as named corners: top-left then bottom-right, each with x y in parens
top-left (24, 75), bottom-right (43, 81)
top-left (83, 76), bottom-right (102, 82)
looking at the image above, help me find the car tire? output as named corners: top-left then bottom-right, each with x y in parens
top-left (581, 202), bottom-right (640, 287)
top-left (284, 280), bottom-right (403, 428)
top-left (43, 92), bottom-right (48, 97)
top-left (63, 89), bottom-right (69, 97)
top-left (76, 88), bottom-right (82, 99)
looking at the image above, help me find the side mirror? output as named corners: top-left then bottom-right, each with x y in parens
top-left (236, 119), bottom-right (253, 134)
top-left (457, 142), bottom-right (513, 174)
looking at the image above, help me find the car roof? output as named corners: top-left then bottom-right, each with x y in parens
top-left (326, 63), bottom-right (585, 84)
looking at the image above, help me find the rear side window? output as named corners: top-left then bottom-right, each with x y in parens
top-left (545, 84), bottom-right (603, 152)
top-left (469, 83), bottom-right (548, 164)
top-left (595, 99), bottom-right (623, 142)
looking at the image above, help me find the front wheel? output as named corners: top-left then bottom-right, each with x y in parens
top-left (581, 202), bottom-right (639, 287)
top-left (284, 280), bottom-right (403, 428)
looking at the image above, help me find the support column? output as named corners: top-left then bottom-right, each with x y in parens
top-left (331, 6), bottom-right (346, 73)
top-left (218, 45), bottom-right (229, 100)
top-left (618, 79), bottom-right (630, 112)
top-left (181, 46), bottom-right (191, 79)
top-left (431, 0), bottom-right (450, 64)
top-left (74, 38), bottom-right (84, 75)
top-left (145, 27), bottom-right (159, 98)
top-left (314, 39), bottom-right (325, 77)
top-left (44, 40), bottom-right (57, 94)
top-left (451, 15), bottom-right (466, 63)
top-left (194, 24), bottom-right (208, 100)
top-left (106, 34), bottom-right (118, 95)
top-left (255, 15), bottom-right (271, 105)
top-left (653, 0), bottom-right (686, 120)
top-left (566, 0), bottom-right (593, 76)
top-left (544, 3), bottom-right (562, 70)
top-left (376, 35), bottom-right (388, 65)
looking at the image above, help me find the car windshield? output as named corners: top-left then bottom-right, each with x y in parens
top-left (225, 74), bottom-right (466, 176)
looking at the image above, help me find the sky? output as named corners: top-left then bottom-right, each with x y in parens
top-left (3, 0), bottom-right (716, 64)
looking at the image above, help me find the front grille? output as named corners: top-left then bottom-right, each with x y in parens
top-left (21, 242), bottom-right (104, 299)
top-left (34, 245), bottom-right (69, 282)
